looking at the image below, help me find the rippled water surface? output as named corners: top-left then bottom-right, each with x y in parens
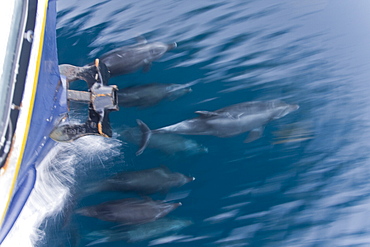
top-left (47, 0), bottom-right (370, 246)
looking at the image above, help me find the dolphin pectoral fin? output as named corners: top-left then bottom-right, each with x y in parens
top-left (167, 94), bottom-right (180, 101)
top-left (195, 111), bottom-right (219, 117)
top-left (136, 119), bottom-right (152, 156)
top-left (244, 127), bottom-right (264, 143)
top-left (142, 62), bottom-right (151, 72)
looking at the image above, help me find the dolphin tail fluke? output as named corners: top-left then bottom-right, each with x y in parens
top-left (136, 119), bottom-right (152, 156)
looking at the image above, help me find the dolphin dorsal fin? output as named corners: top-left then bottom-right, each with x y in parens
top-left (159, 165), bottom-right (171, 173)
top-left (141, 195), bottom-right (153, 202)
top-left (195, 111), bottom-right (219, 117)
top-left (136, 35), bottom-right (148, 45)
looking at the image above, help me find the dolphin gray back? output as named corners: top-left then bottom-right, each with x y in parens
top-left (76, 198), bottom-right (182, 224)
top-left (213, 100), bottom-right (287, 116)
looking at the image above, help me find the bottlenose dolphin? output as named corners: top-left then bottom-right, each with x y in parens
top-left (118, 81), bottom-right (198, 108)
top-left (59, 39), bottom-right (177, 83)
top-left (136, 100), bottom-right (299, 155)
top-left (76, 198), bottom-right (181, 224)
top-left (88, 166), bottom-right (195, 195)
top-left (120, 126), bottom-right (208, 156)
top-left (86, 218), bottom-right (193, 245)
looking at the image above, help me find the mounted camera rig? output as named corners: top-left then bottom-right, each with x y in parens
top-left (50, 59), bottom-right (119, 142)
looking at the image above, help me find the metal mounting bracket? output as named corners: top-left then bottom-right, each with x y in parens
top-left (50, 59), bottom-right (119, 142)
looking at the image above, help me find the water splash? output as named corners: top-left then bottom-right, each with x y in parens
top-left (2, 136), bottom-right (122, 247)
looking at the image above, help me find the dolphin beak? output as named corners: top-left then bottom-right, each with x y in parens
top-left (167, 42), bottom-right (177, 51)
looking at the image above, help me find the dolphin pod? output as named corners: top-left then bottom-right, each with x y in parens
top-left (65, 39), bottom-right (198, 244)
top-left (88, 166), bottom-right (195, 195)
top-left (59, 37), bottom-right (300, 244)
top-left (136, 100), bottom-right (299, 155)
top-left (76, 198), bottom-right (181, 224)
top-left (59, 39), bottom-right (176, 83)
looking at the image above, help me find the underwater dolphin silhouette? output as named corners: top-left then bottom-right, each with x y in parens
top-left (88, 166), bottom-right (195, 195)
top-left (59, 39), bottom-right (177, 83)
top-left (120, 125), bottom-right (208, 156)
top-left (76, 198), bottom-right (181, 224)
top-left (118, 81), bottom-right (198, 108)
top-left (136, 100), bottom-right (299, 155)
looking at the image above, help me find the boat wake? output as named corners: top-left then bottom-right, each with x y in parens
top-left (2, 136), bottom-right (122, 247)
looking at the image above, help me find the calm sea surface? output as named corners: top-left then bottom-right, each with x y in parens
top-left (42, 0), bottom-right (370, 246)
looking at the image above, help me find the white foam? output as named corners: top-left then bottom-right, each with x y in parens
top-left (2, 136), bottom-right (122, 246)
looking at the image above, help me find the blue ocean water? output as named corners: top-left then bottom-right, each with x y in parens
top-left (48, 0), bottom-right (370, 246)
